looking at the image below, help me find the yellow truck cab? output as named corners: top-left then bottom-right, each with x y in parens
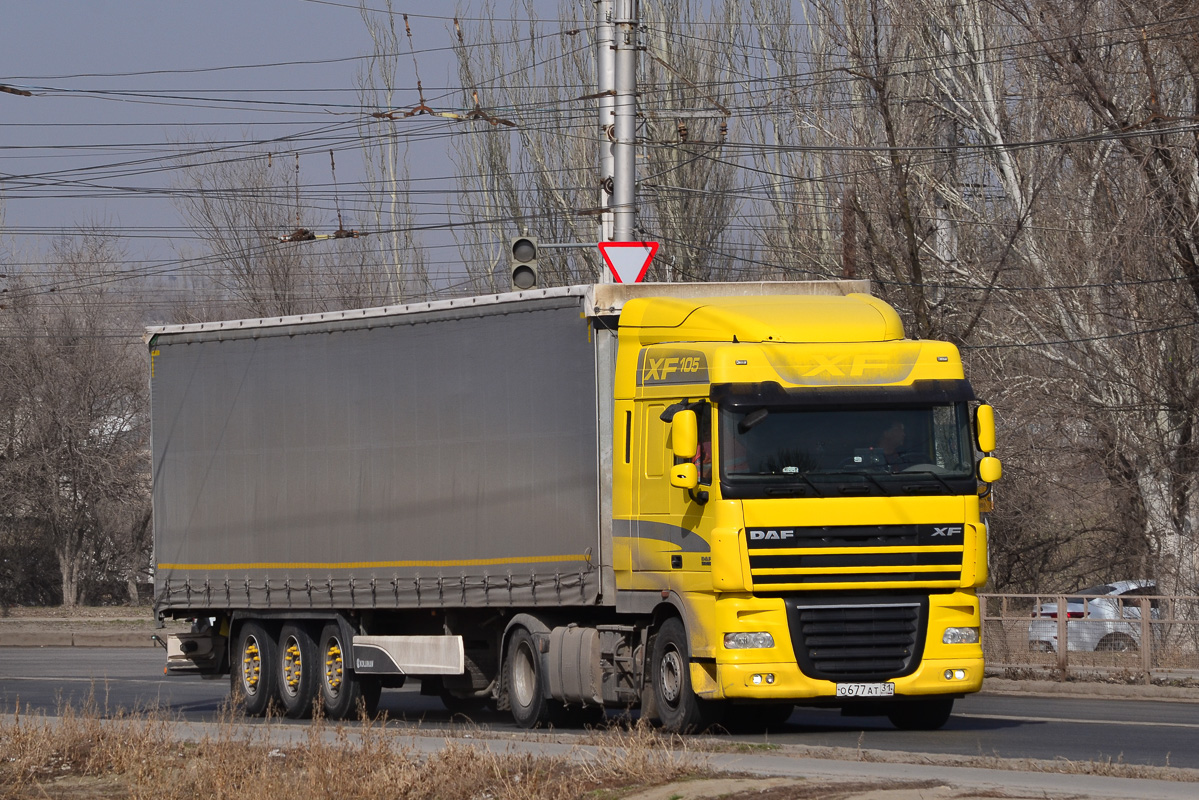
top-left (611, 290), bottom-right (998, 731)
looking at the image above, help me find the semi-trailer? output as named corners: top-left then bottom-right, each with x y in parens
top-left (149, 280), bottom-right (1001, 731)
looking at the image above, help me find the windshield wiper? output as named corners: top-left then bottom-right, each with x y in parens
top-left (897, 469), bottom-right (955, 493)
top-left (784, 472), bottom-right (825, 497)
top-left (812, 470), bottom-right (888, 494)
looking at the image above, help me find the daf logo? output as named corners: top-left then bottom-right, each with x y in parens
top-left (931, 526), bottom-right (963, 537)
top-left (749, 529), bottom-right (794, 541)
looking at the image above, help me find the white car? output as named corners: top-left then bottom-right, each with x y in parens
top-left (1028, 580), bottom-right (1160, 653)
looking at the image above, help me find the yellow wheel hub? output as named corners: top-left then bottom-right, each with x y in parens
top-left (241, 638), bottom-right (262, 693)
top-left (283, 640), bottom-right (302, 693)
top-left (325, 642), bottom-right (344, 694)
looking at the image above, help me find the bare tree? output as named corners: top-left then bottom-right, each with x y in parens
top-left (984, 0), bottom-right (1199, 595)
top-left (450, 0), bottom-right (602, 289)
top-left (447, 0), bottom-right (749, 287)
top-left (356, 0), bottom-right (431, 301)
top-left (0, 232), bottom-right (149, 606)
top-left (172, 149), bottom-right (395, 319)
top-left (637, 0), bottom-right (742, 280)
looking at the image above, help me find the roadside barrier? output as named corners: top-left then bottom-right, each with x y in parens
top-left (980, 592), bottom-right (1199, 682)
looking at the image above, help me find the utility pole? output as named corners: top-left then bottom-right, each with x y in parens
top-left (596, 0), bottom-right (615, 255)
top-left (611, 0), bottom-right (639, 244)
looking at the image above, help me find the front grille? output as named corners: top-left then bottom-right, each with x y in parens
top-left (786, 597), bottom-right (926, 681)
top-left (746, 524), bottom-right (964, 588)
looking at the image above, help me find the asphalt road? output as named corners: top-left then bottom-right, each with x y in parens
top-left (2, 647), bottom-right (1197, 770)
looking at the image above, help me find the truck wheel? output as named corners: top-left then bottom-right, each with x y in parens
top-left (232, 621), bottom-right (279, 716)
top-left (317, 622), bottom-right (380, 720)
top-left (505, 627), bottom-right (561, 728)
top-left (278, 623), bottom-right (319, 719)
top-left (886, 697), bottom-right (954, 731)
top-left (650, 617), bottom-right (723, 733)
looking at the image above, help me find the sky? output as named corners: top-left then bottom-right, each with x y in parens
top-left (1, 0), bottom-right (581, 298)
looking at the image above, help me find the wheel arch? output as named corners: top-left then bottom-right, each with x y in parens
top-left (500, 613), bottom-right (553, 669)
top-left (649, 592), bottom-right (691, 629)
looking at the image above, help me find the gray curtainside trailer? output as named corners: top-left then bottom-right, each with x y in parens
top-left (151, 288), bottom-right (610, 616)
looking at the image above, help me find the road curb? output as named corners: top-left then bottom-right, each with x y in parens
top-left (9, 716), bottom-right (1192, 800)
top-left (981, 677), bottom-right (1199, 702)
top-left (0, 631), bottom-right (158, 648)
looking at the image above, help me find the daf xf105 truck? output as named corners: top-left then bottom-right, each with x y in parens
top-left (149, 280), bottom-right (1001, 731)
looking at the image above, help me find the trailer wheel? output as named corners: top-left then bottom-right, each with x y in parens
top-left (505, 627), bottom-right (561, 728)
top-left (886, 697), bottom-right (954, 730)
top-left (232, 621), bottom-right (279, 716)
top-left (650, 617), bottom-right (722, 733)
top-left (278, 623), bottom-right (319, 719)
top-left (318, 622), bottom-right (380, 720)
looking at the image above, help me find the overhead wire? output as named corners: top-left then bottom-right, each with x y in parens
top-left (4, 4), bottom-right (1197, 333)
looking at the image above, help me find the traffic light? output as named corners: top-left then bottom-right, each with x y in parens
top-left (509, 236), bottom-right (539, 290)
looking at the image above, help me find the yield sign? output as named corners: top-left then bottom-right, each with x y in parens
top-left (598, 241), bottom-right (659, 283)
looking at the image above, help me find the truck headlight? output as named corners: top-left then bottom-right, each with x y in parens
top-left (724, 632), bottom-right (774, 649)
top-left (942, 627), bottom-right (980, 644)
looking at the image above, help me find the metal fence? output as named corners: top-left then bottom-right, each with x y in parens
top-left (979, 593), bottom-right (1199, 682)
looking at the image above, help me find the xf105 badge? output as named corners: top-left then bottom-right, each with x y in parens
top-left (638, 349), bottom-right (709, 386)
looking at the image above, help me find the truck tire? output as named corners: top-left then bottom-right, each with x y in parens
top-left (317, 622), bottom-right (380, 720)
top-left (650, 617), bottom-right (723, 733)
top-left (505, 627), bottom-right (561, 728)
top-left (886, 697), bottom-right (954, 730)
top-left (232, 621), bottom-right (279, 717)
top-left (278, 623), bottom-right (319, 719)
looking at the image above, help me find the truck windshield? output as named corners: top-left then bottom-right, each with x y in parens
top-left (718, 403), bottom-right (975, 498)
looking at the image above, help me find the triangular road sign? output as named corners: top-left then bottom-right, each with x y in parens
top-left (598, 241), bottom-right (659, 284)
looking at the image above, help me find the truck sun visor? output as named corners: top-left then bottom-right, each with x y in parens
top-left (710, 379), bottom-right (976, 408)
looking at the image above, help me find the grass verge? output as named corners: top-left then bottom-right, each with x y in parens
top-left (0, 696), bottom-right (707, 800)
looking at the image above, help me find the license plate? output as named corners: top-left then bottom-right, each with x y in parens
top-left (836, 682), bottom-right (895, 698)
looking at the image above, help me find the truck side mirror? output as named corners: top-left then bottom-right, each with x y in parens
top-left (978, 456), bottom-right (1002, 483)
top-left (671, 409), bottom-right (698, 460)
top-left (974, 404), bottom-right (996, 453)
top-left (671, 462), bottom-right (699, 490)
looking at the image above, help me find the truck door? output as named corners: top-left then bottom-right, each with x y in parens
top-left (634, 401), bottom-right (715, 579)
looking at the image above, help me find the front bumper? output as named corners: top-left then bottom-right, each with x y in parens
top-left (698, 590), bottom-right (984, 701)
top-left (709, 653), bottom-right (984, 700)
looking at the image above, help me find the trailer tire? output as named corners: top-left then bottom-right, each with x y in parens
top-left (318, 622), bottom-right (380, 720)
top-left (650, 617), bottom-right (722, 733)
top-left (278, 623), bottom-right (320, 719)
top-left (505, 627), bottom-right (561, 728)
top-left (886, 697), bottom-right (954, 730)
top-left (232, 621), bottom-right (279, 717)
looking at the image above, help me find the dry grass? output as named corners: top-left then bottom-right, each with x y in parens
top-left (0, 697), bottom-right (705, 800)
top-left (6, 694), bottom-right (1199, 799)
